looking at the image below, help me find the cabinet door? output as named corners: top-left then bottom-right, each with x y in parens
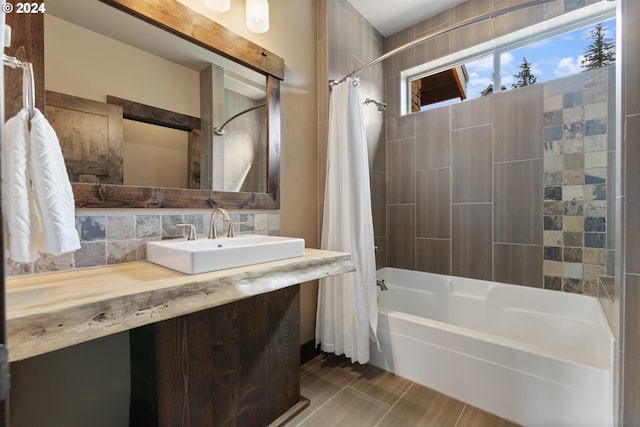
top-left (130, 286), bottom-right (301, 427)
top-left (45, 90), bottom-right (123, 184)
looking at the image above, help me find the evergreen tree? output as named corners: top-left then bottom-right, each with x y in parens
top-left (580, 23), bottom-right (615, 70)
top-left (512, 57), bottom-right (537, 88)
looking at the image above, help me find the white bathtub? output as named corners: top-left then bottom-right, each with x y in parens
top-left (370, 268), bottom-right (614, 427)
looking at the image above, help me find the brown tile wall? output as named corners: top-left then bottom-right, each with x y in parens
top-left (321, 0), bottom-right (386, 266)
top-left (387, 68), bottom-right (612, 291)
top-left (383, 1), bottom-right (614, 296)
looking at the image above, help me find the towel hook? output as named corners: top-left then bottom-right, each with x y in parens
top-left (23, 62), bottom-right (35, 117)
top-left (3, 53), bottom-right (35, 117)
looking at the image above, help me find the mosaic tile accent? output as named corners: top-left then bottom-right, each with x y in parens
top-left (585, 217), bottom-right (606, 232)
top-left (584, 200), bottom-right (607, 217)
top-left (585, 168), bottom-right (606, 184)
top-left (544, 186), bottom-right (562, 200)
top-left (544, 125), bottom-right (563, 141)
top-left (564, 232), bottom-right (583, 247)
top-left (542, 66), bottom-right (611, 295)
top-left (544, 201), bottom-right (563, 215)
top-left (563, 152), bottom-right (584, 169)
top-left (563, 278), bottom-right (584, 293)
top-left (563, 200), bottom-right (583, 216)
top-left (544, 231), bottom-right (563, 246)
top-left (563, 216), bottom-right (583, 232)
top-left (564, 247), bottom-right (583, 263)
top-left (584, 248), bottom-right (607, 265)
top-left (544, 275), bottom-right (563, 291)
top-left (6, 210), bottom-right (281, 277)
top-left (584, 135), bottom-right (607, 152)
top-left (563, 169), bottom-right (584, 185)
top-left (585, 232), bottom-right (606, 248)
top-left (564, 91), bottom-right (583, 107)
top-left (544, 110), bottom-right (562, 127)
top-left (544, 246), bottom-right (562, 261)
top-left (544, 216), bottom-right (562, 230)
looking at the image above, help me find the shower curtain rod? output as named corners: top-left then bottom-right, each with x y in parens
top-left (330, 0), bottom-right (557, 87)
top-left (213, 103), bottom-right (265, 135)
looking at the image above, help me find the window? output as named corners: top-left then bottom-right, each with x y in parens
top-left (500, 19), bottom-right (615, 88)
top-left (411, 65), bottom-right (469, 112)
top-left (405, 2), bottom-right (616, 114)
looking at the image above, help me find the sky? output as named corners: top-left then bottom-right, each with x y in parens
top-left (463, 18), bottom-right (616, 100)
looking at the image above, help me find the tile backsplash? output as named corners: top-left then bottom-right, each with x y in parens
top-left (6, 210), bottom-right (281, 277)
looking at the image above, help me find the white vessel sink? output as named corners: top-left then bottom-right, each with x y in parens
top-left (147, 234), bottom-right (305, 274)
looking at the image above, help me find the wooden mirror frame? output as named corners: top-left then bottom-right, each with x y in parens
top-left (68, 0), bottom-right (284, 209)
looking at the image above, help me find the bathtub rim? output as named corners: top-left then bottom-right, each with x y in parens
top-left (375, 267), bottom-right (615, 372)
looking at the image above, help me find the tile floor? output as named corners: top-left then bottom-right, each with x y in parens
top-left (287, 353), bottom-right (520, 427)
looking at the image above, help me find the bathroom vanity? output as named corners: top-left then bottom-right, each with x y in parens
top-left (2, 1), bottom-right (336, 424)
top-left (6, 249), bottom-right (354, 426)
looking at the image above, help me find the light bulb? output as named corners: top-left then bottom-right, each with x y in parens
top-left (204, 0), bottom-right (230, 12)
top-left (246, 0), bottom-right (269, 33)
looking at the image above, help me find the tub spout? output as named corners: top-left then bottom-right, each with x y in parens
top-left (377, 279), bottom-right (388, 291)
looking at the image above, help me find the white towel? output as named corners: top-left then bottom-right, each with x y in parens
top-left (29, 108), bottom-right (81, 255)
top-left (1, 108), bottom-right (43, 262)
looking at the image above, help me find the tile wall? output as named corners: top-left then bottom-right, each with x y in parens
top-left (621, 0), bottom-right (640, 423)
top-left (386, 67), bottom-right (614, 294)
top-left (320, 0), bottom-right (386, 266)
top-left (383, 0), bottom-right (613, 295)
top-left (219, 89), bottom-right (268, 193)
top-left (542, 66), bottom-right (615, 294)
top-left (6, 210), bottom-right (281, 277)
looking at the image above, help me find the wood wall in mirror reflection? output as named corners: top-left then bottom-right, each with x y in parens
top-left (45, 91), bottom-right (124, 185)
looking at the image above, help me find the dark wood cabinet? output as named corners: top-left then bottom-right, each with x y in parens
top-left (130, 285), bottom-right (301, 426)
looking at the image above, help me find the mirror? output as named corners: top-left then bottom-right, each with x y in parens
top-left (43, 0), bottom-right (283, 209)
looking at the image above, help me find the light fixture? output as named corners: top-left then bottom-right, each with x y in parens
top-left (203, 0), bottom-right (269, 34)
top-left (204, 0), bottom-right (230, 12)
top-left (245, 0), bottom-right (269, 34)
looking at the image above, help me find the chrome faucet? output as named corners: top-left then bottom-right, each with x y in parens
top-left (208, 208), bottom-right (230, 239)
top-left (376, 279), bottom-right (388, 291)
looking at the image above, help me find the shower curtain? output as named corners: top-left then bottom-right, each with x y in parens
top-left (316, 77), bottom-right (377, 364)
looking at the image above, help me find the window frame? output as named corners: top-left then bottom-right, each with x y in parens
top-left (401, 1), bottom-right (616, 115)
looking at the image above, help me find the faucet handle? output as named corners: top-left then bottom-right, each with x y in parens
top-left (227, 221), bottom-right (246, 238)
top-left (176, 223), bottom-right (197, 240)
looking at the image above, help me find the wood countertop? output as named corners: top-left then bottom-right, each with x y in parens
top-left (6, 248), bottom-right (354, 361)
